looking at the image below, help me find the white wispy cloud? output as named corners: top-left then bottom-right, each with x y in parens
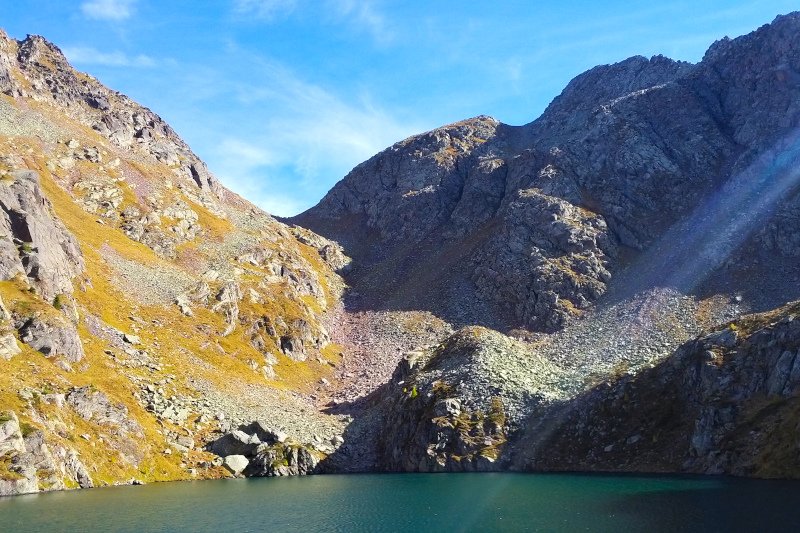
top-left (198, 53), bottom-right (424, 216)
top-left (325, 0), bottom-right (394, 44)
top-left (80, 0), bottom-right (136, 21)
top-left (62, 46), bottom-right (156, 67)
top-left (233, 0), bottom-right (394, 45)
top-left (232, 0), bottom-right (297, 20)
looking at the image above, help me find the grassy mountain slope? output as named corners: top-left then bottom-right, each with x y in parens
top-left (0, 30), bottom-right (347, 494)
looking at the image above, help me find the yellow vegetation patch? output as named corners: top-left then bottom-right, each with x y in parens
top-left (183, 197), bottom-right (234, 241)
top-left (0, 120), bottom-right (343, 489)
top-left (0, 277), bottom-right (60, 318)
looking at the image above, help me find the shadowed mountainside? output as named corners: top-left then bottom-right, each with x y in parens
top-left (295, 12), bottom-right (800, 332)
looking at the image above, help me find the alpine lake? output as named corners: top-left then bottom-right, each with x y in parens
top-left (2, 472), bottom-right (800, 532)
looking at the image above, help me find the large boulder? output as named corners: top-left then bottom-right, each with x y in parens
top-left (244, 443), bottom-right (320, 477)
top-left (241, 421), bottom-right (288, 444)
top-left (0, 332), bottom-right (21, 360)
top-left (0, 170), bottom-right (84, 301)
top-left (18, 315), bottom-right (83, 362)
top-left (66, 387), bottom-right (143, 437)
top-left (208, 430), bottom-right (261, 457)
top-left (222, 455), bottom-right (249, 476)
top-left (0, 412), bottom-right (25, 456)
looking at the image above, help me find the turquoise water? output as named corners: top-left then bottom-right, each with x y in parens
top-left (1, 473), bottom-right (799, 532)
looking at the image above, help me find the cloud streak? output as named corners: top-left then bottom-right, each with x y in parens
top-left (326, 0), bottom-right (394, 45)
top-left (192, 52), bottom-right (424, 216)
top-left (80, 0), bottom-right (137, 21)
top-left (233, 0), bottom-right (394, 45)
top-left (62, 46), bottom-right (156, 67)
top-left (232, 0), bottom-right (297, 20)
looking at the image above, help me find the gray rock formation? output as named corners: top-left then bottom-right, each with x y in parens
top-left (0, 296), bottom-right (20, 360)
top-left (66, 387), bottom-right (143, 438)
top-left (519, 302), bottom-right (800, 478)
top-left (0, 169), bottom-right (85, 362)
top-left (0, 412), bottom-right (25, 457)
top-left (472, 189), bottom-right (614, 330)
top-left (208, 422), bottom-right (322, 478)
top-left (296, 12), bottom-right (800, 331)
top-left (18, 314), bottom-right (84, 362)
top-left (212, 281), bottom-right (242, 336)
top-left (209, 429), bottom-right (261, 457)
top-left (0, 170), bottom-right (83, 301)
top-left (290, 225), bottom-right (352, 273)
top-left (0, 411), bottom-right (91, 496)
top-left (245, 443), bottom-right (319, 477)
top-left (222, 455), bottom-right (249, 476)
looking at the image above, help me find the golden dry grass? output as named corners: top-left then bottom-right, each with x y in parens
top-left (0, 102), bottom-right (341, 488)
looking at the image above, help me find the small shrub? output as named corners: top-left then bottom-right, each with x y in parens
top-left (432, 380), bottom-right (454, 397)
top-left (488, 397), bottom-right (506, 429)
top-left (19, 422), bottom-right (37, 438)
top-left (610, 360), bottom-right (631, 380)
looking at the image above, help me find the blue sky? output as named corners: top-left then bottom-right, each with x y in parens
top-left (3, 1), bottom-right (798, 216)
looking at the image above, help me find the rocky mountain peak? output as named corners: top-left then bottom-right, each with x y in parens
top-left (0, 32), bottom-right (224, 202)
top-left (703, 11), bottom-right (800, 63)
top-left (535, 54), bottom-right (693, 125)
top-left (15, 34), bottom-right (72, 72)
top-left (298, 11), bottom-right (800, 332)
top-left (690, 11), bottom-right (800, 150)
top-left (0, 23), bottom-right (355, 495)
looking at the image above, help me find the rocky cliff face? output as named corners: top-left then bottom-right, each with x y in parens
top-left (0, 30), bottom-right (349, 495)
top-left (299, 12), bottom-right (800, 478)
top-left (297, 12), bottom-right (800, 331)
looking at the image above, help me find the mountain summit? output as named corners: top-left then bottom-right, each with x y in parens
top-left (296, 12), bottom-right (800, 332)
top-left (0, 29), bottom-right (349, 494)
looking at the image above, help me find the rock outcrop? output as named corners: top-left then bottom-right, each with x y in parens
top-left (0, 295), bottom-right (20, 360)
top-left (0, 411), bottom-right (92, 496)
top-left (519, 302), bottom-right (800, 478)
top-left (296, 12), bottom-right (800, 331)
top-left (18, 314), bottom-right (84, 362)
top-left (0, 170), bottom-right (83, 301)
top-left (208, 421), bottom-right (323, 477)
top-left (376, 327), bottom-right (567, 471)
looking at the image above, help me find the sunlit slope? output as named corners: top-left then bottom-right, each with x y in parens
top-left (0, 31), bottom-right (347, 494)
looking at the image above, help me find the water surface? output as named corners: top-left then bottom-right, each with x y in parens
top-left (2, 473), bottom-right (799, 532)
